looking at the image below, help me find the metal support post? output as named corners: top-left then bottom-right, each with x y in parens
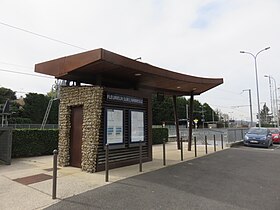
top-left (52, 149), bottom-right (58, 199)
top-left (221, 134), bottom-right (224, 149)
top-left (214, 135), bottom-right (216, 152)
top-left (194, 136), bottom-right (197, 157)
top-left (180, 137), bottom-right (183, 161)
top-left (105, 143), bottom-right (109, 182)
top-left (205, 136), bottom-right (208, 154)
top-left (139, 141), bottom-right (143, 172)
top-left (163, 138), bottom-right (166, 166)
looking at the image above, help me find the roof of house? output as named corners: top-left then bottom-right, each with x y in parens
top-left (35, 48), bottom-right (223, 96)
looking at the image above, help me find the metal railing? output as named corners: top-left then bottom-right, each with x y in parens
top-left (153, 125), bottom-right (248, 145)
top-left (8, 124), bottom-right (58, 129)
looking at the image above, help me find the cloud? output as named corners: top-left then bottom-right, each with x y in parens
top-left (191, 0), bottom-right (226, 29)
top-left (0, 0), bottom-right (280, 121)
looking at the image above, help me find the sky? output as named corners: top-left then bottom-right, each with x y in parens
top-left (1, 0), bottom-right (280, 122)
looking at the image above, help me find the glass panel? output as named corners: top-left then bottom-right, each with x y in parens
top-left (131, 111), bottom-right (144, 142)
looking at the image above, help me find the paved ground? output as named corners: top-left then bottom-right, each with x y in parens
top-left (46, 145), bottom-right (280, 210)
top-left (0, 142), bottom-right (223, 210)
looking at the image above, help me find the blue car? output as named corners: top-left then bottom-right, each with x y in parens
top-left (244, 127), bottom-right (273, 148)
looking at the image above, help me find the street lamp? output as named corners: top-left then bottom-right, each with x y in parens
top-left (242, 89), bottom-right (253, 127)
top-left (240, 47), bottom-right (270, 127)
top-left (264, 75), bottom-right (279, 127)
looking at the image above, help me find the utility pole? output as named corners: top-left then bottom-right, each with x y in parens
top-left (242, 89), bottom-right (253, 127)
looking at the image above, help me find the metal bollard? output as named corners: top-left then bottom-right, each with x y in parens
top-left (163, 138), bottom-right (166, 166)
top-left (180, 137), bottom-right (183, 161)
top-left (205, 136), bottom-right (208, 154)
top-left (194, 136), bottom-right (197, 157)
top-left (139, 141), bottom-right (143, 172)
top-left (52, 149), bottom-right (58, 199)
top-left (105, 143), bottom-right (109, 182)
top-left (221, 134), bottom-right (224, 149)
top-left (214, 135), bottom-right (216, 152)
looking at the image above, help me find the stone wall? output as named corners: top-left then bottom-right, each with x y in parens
top-left (58, 86), bottom-right (103, 173)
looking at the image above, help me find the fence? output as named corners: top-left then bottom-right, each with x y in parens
top-left (226, 128), bottom-right (248, 143)
top-left (7, 124), bottom-right (58, 129)
top-left (0, 128), bottom-right (12, 165)
top-left (153, 125), bottom-right (248, 145)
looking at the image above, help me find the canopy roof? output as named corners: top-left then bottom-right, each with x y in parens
top-left (35, 48), bottom-right (223, 96)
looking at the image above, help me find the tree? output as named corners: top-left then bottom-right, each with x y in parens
top-left (21, 93), bottom-right (50, 124)
top-left (0, 87), bottom-right (16, 104)
top-left (152, 95), bottom-right (174, 125)
top-left (152, 95), bottom-right (217, 127)
top-left (260, 103), bottom-right (272, 126)
top-left (47, 99), bottom-right (59, 124)
top-left (152, 95), bottom-right (191, 125)
top-left (0, 86), bottom-right (59, 124)
top-left (0, 87), bottom-right (27, 124)
top-left (9, 93), bottom-right (59, 125)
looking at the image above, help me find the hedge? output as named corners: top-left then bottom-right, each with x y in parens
top-left (11, 128), bottom-right (167, 157)
top-left (152, 128), bottom-right (169, 144)
top-left (12, 129), bottom-right (58, 158)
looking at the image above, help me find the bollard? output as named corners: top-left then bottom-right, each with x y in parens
top-left (105, 143), bottom-right (109, 182)
top-left (139, 141), bottom-right (143, 172)
top-left (163, 138), bottom-right (166, 166)
top-left (205, 136), bottom-right (208, 154)
top-left (180, 137), bottom-right (183, 161)
top-left (194, 136), bottom-right (197, 157)
top-left (52, 149), bottom-right (58, 199)
top-left (221, 134), bottom-right (224, 149)
top-left (214, 135), bottom-right (216, 152)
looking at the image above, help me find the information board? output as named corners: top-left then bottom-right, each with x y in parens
top-left (106, 109), bottom-right (123, 144)
top-left (131, 111), bottom-right (144, 142)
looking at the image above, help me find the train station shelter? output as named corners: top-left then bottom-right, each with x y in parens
top-left (35, 48), bottom-right (223, 172)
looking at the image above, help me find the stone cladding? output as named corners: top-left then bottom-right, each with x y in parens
top-left (58, 86), bottom-right (103, 172)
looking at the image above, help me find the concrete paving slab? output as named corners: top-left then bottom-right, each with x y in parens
top-left (0, 175), bottom-right (57, 210)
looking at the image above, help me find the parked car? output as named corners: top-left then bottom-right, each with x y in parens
top-left (268, 128), bottom-right (280, 144)
top-left (243, 127), bottom-right (273, 148)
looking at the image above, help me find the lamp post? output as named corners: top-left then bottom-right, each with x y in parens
top-left (240, 47), bottom-right (270, 127)
top-left (265, 75), bottom-right (279, 128)
top-left (242, 89), bottom-right (253, 127)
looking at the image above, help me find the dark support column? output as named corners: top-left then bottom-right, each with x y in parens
top-left (147, 95), bottom-right (153, 161)
top-left (188, 92), bottom-right (194, 151)
top-left (172, 95), bottom-right (180, 150)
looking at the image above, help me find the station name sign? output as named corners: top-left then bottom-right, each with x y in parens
top-left (107, 93), bottom-right (143, 105)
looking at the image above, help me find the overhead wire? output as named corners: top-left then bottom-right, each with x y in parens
top-left (0, 61), bottom-right (31, 69)
top-left (0, 68), bottom-right (53, 79)
top-left (0, 21), bottom-right (87, 50)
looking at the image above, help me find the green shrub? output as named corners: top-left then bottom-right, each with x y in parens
top-left (12, 129), bottom-right (58, 158)
top-left (152, 128), bottom-right (168, 144)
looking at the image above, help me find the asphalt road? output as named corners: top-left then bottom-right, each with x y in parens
top-left (46, 145), bottom-right (280, 210)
